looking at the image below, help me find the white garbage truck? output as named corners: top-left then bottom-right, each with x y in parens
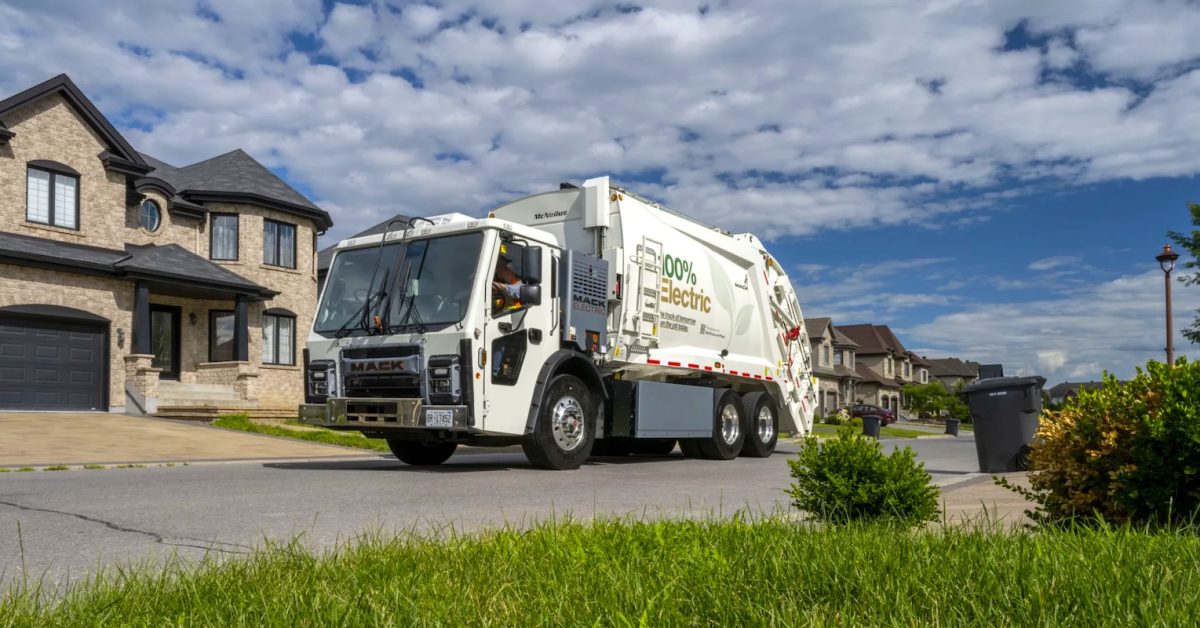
top-left (299, 177), bottom-right (817, 469)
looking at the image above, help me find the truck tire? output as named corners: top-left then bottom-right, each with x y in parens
top-left (698, 390), bottom-right (746, 460)
top-left (740, 392), bottom-right (779, 458)
top-left (631, 439), bottom-right (677, 456)
top-left (387, 440), bottom-right (458, 466)
top-left (679, 439), bottom-right (705, 458)
top-left (523, 374), bottom-right (596, 470)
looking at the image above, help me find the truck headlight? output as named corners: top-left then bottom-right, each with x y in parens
top-left (427, 354), bottom-right (461, 404)
top-left (306, 359), bottom-right (335, 403)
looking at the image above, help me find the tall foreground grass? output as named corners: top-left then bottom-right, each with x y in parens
top-left (4, 518), bottom-right (1198, 626)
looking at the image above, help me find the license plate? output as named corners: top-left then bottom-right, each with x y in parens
top-left (425, 409), bottom-right (454, 428)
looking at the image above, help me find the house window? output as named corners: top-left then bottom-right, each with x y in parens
top-left (26, 164), bottom-right (79, 229)
top-left (261, 312), bottom-right (295, 365)
top-left (263, 219), bottom-right (297, 268)
top-left (210, 214), bottom-right (239, 261)
top-left (209, 310), bottom-right (235, 361)
top-left (834, 350), bottom-right (843, 366)
top-left (139, 199), bottom-right (161, 232)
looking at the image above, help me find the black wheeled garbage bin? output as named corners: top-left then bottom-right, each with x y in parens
top-left (962, 376), bottom-right (1046, 472)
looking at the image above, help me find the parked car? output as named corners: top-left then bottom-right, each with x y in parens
top-left (849, 404), bottom-right (896, 425)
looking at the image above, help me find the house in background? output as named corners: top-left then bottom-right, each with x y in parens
top-left (928, 357), bottom-right (981, 392)
top-left (910, 353), bottom-right (933, 385)
top-left (838, 323), bottom-right (906, 412)
top-left (1047, 381), bottom-right (1108, 405)
top-left (0, 74), bottom-right (332, 415)
top-left (805, 317), bottom-right (861, 416)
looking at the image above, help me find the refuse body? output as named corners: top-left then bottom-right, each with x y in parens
top-left (962, 376), bottom-right (1046, 472)
top-left (861, 415), bottom-right (882, 439)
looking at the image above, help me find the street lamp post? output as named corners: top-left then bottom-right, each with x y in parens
top-left (1156, 244), bottom-right (1181, 365)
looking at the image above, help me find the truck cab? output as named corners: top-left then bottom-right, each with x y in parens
top-left (301, 216), bottom-right (605, 468)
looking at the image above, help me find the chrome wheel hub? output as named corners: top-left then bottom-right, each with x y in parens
top-left (756, 405), bottom-right (775, 443)
top-left (720, 403), bottom-right (740, 445)
top-left (551, 395), bottom-right (586, 451)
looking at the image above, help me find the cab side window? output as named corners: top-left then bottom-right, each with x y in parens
top-left (491, 240), bottom-right (528, 316)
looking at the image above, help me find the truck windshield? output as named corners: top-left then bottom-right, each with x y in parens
top-left (314, 232), bottom-right (484, 334)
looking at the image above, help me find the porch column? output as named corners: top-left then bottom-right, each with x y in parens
top-left (233, 294), bottom-right (249, 361)
top-left (133, 280), bottom-right (151, 355)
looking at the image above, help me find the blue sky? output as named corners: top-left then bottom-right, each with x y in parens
top-left (2, 0), bottom-right (1199, 383)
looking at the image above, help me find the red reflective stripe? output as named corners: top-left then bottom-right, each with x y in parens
top-left (647, 359), bottom-right (661, 365)
top-left (667, 361), bottom-right (682, 367)
top-left (704, 366), bottom-right (713, 371)
top-left (754, 374), bottom-right (763, 380)
top-left (766, 376), bottom-right (774, 381)
top-left (688, 363), bottom-right (699, 369)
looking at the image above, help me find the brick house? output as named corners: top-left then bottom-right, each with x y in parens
top-left (837, 323), bottom-right (906, 412)
top-left (928, 357), bottom-right (981, 392)
top-left (0, 74), bottom-right (332, 414)
top-left (804, 317), bottom-right (861, 416)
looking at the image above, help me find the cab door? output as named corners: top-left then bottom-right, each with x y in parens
top-left (480, 236), bottom-right (552, 435)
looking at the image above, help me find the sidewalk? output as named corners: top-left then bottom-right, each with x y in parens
top-left (939, 472), bottom-right (1035, 527)
top-left (0, 412), bottom-right (373, 467)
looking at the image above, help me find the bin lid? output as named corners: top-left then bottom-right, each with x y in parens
top-left (962, 376), bottom-right (1046, 394)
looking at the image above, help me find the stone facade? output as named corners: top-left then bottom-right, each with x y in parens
top-left (0, 77), bottom-right (326, 412)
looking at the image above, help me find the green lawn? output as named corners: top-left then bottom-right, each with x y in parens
top-left (3, 519), bottom-right (1196, 625)
top-left (212, 414), bottom-right (390, 452)
top-left (810, 423), bottom-right (928, 438)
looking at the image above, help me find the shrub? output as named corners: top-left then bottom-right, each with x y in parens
top-left (1004, 359), bottom-right (1200, 527)
top-left (787, 423), bottom-right (940, 525)
top-left (823, 409), bottom-right (851, 426)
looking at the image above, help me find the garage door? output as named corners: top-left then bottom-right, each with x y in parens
top-left (0, 316), bottom-right (106, 411)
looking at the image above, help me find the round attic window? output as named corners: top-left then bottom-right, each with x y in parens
top-left (139, 199), bottom-right (162, 232)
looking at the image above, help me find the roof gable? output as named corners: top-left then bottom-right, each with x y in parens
top-left (804, 317), bottom-right (832, 340)
top-left (0, 74), bottom-right (147, 170)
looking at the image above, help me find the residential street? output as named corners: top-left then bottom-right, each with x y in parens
top-left (0, 436), bottom-right (997, 586)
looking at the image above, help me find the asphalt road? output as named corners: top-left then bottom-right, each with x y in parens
top-left (0, 436), bottom-right (980, 586)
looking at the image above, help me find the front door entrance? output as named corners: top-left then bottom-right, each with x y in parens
top-left (150, 305), bottom-right (181, 380)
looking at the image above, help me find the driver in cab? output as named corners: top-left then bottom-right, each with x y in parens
top-left (492, 246), bottom-right (525, 313)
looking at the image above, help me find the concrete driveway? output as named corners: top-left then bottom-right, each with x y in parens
top-left (0, 412), bottom-right (372, 467)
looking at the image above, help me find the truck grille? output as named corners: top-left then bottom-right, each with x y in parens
top-left (341, 345), bottom-right (422, 399)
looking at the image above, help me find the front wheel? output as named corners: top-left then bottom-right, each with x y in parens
top-left (387, 440), bottom-right (458, 466)
top-left (740, 392), bottom-right (779, 458)
top-left (524, 374), bottom-right (596, 470)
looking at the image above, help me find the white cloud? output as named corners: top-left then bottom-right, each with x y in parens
top-left (0, 1), bottom-right (1199, 244)
top-left (1028, 255), bottom-right (1082, 271)
top-left (904, 271), bottom-right (1200, 384)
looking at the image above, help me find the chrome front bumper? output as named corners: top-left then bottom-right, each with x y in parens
top-left (299, 398), bottom-right (471, 430)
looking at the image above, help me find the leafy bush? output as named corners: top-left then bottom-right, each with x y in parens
top-left (787, 424), bottom-right (940, 525)
top-left (1004, 359), bottom-right (1200, 527)
top-left (823, 409), bottom-right (851, 426)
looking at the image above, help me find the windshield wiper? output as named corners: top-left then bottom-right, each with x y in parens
top-left (333, 269), bottom-right (389, 338)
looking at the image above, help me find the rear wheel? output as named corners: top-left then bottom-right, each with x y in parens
top-left (523, 374), bottom-right (596, 470)
top-left (631, 439), bottom-right (677, 456)
top-left (387, 440), bottom-right (458, 466)
top-left (698, 390), bottom-right (745, 460)
top-left (740, 392), bottom-right (779, 458)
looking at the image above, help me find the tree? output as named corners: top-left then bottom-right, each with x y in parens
top-left (901, 383), bottom-right (948, 418)
top-left (1168, 202), bottom-right (1200, 343)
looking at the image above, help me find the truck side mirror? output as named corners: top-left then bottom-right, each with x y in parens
top-left (523, 246), bottom-right (542, 285)
top-left (519, 283), bottom-right (542, 306)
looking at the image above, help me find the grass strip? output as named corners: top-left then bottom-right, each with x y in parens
top-left (3, 519), bottom-right (1198, 625)
top-left (880, 425), bottom-right (934, 438)
top-left (212, 414), bottom-right (390, 452)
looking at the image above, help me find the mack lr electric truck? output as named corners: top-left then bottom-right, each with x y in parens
top-left (299, 177), bottom-right (817, 470)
